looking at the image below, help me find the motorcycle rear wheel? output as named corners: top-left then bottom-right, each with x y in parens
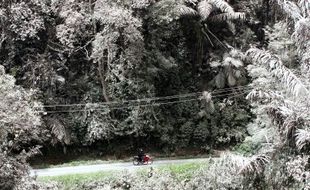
top-left (133, 158), bottom-right (139, 166)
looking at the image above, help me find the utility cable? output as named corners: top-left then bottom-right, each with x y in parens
top-left (36, 89), bottom-right (251, 114)
top-left (34, 85), bottom-right (253, 109)
top-left (35, 89), bottom-right (251, 112)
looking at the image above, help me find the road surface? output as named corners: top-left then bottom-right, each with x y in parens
top-left (30, 158), bottom-right (210, 177)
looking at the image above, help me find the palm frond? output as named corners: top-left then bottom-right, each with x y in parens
top-left (276, 1), bottom-right (310, 72)
top-left (246, 48), bottom-right (309, 97)
top-left (266, 105), bottom-right (303, 144)
top-left (198, 0), bottom-right (213, 20)
top-left (238, 154), bottom-right (270, 174)
top-left (295, 128), bottom-right (310, 150)
top-left (48, 118), bottom-right (70, 145)
top-left (276, 0), bottom-right (303, 20)
top-left (209, 0), bottom-right (234, 13)
top-left (175, 4), bottom-right (198, 17)
top-left (293, 18), bottom-right (310, 71)
top-left (246, 89), bottom-right (284, 102)
top-left (208, 12), bottom-right (246, 22)
top-left (218, 153), bottom-right (270, 175)
top-left (298, 0), bottom-right (310, 17)
top-left (185, 0), bottom-right (198, 6)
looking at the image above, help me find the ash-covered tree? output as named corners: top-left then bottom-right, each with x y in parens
top-left (0, 65), bottom-right (48, 190)
top-left (227, 0), bottom-right (310, 188)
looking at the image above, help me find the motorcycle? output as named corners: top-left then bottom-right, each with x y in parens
top-left (133, 154), bottom-right (153, 165)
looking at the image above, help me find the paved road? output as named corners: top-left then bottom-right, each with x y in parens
top-left (30, 158), bottom-right (210, 177)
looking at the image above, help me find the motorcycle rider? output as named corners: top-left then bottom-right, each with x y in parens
top-left (138, 148), bottom-right (145, 163)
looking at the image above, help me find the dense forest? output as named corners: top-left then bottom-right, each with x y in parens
top-left (0, 0), bottom-right (310, 189)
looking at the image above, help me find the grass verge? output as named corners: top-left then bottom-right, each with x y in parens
top-left (38, 171), bottom-right (117, 190)
top-left (158, 162), bottom-right (207, 179)
top-left (38, 162), bottom-right (209, 189)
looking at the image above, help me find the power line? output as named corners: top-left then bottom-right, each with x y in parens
top-left (37, 89), bottom-right (251, 114)
top-left (40, 91), bottom-right (251, 114)
top-left (35, 91), bottom-right (202, 108)
top-left (34, 85), bottom-right (252, 109)
top-left (35, 89), bottom-right (252, 113)
top-left (38, 98), bottom-right (201, 114)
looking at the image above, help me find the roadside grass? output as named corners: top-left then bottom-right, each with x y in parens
top-left (38, 162), bottom-right (209, 189)
top-left (38, 171), bottom-right (117, 190)
top-left (157, 162), bottom-right (208, 179)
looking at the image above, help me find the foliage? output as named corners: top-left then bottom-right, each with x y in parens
top-left (276, 0), bottom-right (310, 71)
top-left (2, 0), bottom-right (298, 188)
top-left (0, 0), bottom-right (253, 152)
top-left (55, 0), bottom-right (92, 49)
top-left (40, 162), bottom-right (205, 190)
top-left (13, 178), bottom-right (59, 190)
top-left (265, 22), bottom-right (297, 64)
top-left (3, 1), bottom-right (46, 41)
top-left (70, 154), bottom-right (269, 190)
top-left (246, 47), bottom-right (308, 97)
top-left (0, 65), bottom-right (48, 189)
top-left (158, 162), bottom-right (205, 179)
top-left (177, 0), bottom-right (245, 22)
top-left (234, 140), bottom-right (262, 156)
top-left (238, 1), bottom-right (310, 188)
top-left (39, 171), bottom-right (114, 190)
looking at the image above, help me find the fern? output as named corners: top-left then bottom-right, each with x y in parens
top-left (175, 4), bottom-right (198, 17)
top-left (198, 0), bottom-right (213, 21)
top-left (295, 129), bottom-right (310, 150)
top-left (208, 12), bottom-right (246, 22)
top-left (178, 0), bottom-right (245, 23)
top-left (210, 0), bottom-right (234, 13)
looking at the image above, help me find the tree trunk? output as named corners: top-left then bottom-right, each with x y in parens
top-left (89, 0), bottom-right (97, 34)
top-left (262, 0), bottom-right (270, 25)
top-left (98, 59), bottom-right (110, 102)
